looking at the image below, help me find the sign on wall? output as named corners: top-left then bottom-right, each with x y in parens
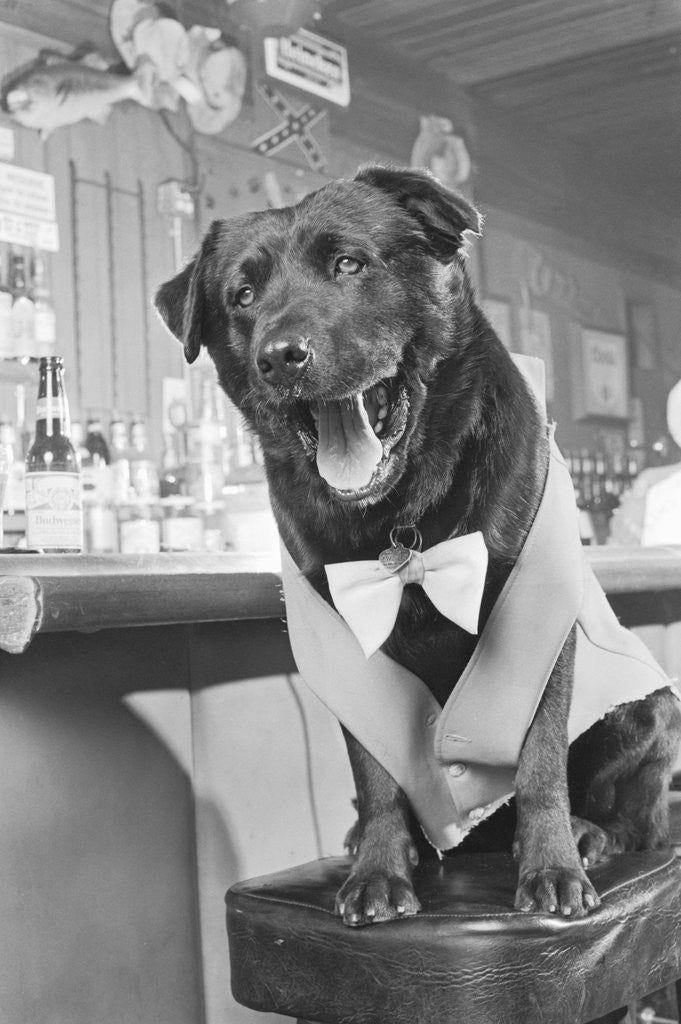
top-left (0, 162), bottom-right (59, 251)
top-left (263, 28), bottom-right (350, 107)
top-left (573, 328), bottom-right (629, 420)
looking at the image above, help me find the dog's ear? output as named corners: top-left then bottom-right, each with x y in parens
top-left (155, 256), bottom-right (203, 364)
top-left (355, 165), bottom-right (482, 262)
top-left (155, 228), bottom-right (218, 365)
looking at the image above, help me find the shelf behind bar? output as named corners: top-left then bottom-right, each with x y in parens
top-left (0, 546), bottom-right (680, 656)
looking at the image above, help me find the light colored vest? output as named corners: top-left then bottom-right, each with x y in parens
top-left (281, 411), bottom-right (677, 852)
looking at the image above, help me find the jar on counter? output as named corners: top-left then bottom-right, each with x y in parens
top-left (160, 496), bottom-right (203, 552)
top-left (118, 500), bottom-right (162, 554)
top-left (195, 501), bottom-right (225, 552)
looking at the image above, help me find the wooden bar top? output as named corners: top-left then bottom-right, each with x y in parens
top-left (0, 545), bottom-right (679, 655)
top-left (0, 551), bottom-right (284, 654)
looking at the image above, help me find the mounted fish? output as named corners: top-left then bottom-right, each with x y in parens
top-left (0, 50), bottom-right (156, 140)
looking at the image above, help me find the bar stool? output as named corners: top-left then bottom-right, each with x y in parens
top-left (226, 849), bottom-right (681, 1024)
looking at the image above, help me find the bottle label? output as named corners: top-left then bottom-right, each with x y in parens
top-left (25, 472), bottom-right (83, 551)
top-left (35, 396), bottom-right (67, 422)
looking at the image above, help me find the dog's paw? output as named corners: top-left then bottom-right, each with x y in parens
top-left (570, 815), bottom-right (612, 867)
top-left (335, 872), bottom-right (421, 927)
top-left (515, 866), bottom-right (600, 918)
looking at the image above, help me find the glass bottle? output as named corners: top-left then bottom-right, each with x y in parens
top-left (188, 378), bottom-right (225, 504)
top-left (0, 418), bottom-right (14, 547)
top-left (159, 431), bottom-right (183, 497)
top-left (0, 247), bottom-right (14, 359)
top-left (32, 252), bottom-right (56, 357)
top-left (85, 417), bottom-right (111, 465)
top-left (83, 417), bottom-right (116, 553)
top-left (130, 416), bottom-right (160, 501)
top-left (110, 415), bottom-right (132, 506)
top-left (25, 356), bottom-right (83, 552)
top-left (9, 252), bottom-right (35, 359)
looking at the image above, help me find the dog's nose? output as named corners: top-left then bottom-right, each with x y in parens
top-left (256, 337), bottom-right (311, 385)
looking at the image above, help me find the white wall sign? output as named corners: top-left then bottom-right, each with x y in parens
top-left (0, 126), bottom-right (15, 162)
top-left (0, 161), bottom-right (59, 251)
top-left (577, 328), bottom-right (629, 419)
top-left (0, 212), bottom-right (59, 252)
top-left (264, 28), bottom-right (350, 107)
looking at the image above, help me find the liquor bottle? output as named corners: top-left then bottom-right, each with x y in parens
top-left (110, 415), bottom-right (132, 506)
top-left (85, 417), bottom-right (111, 465)
top-left (32, 252), bottom-right (56, 357)
top-left (0, 418), bottom-right (14, 547)
top-left (0, 247), bottom-right (14, 359)
top-left (576, 448), bottom-right (595, 545)
top-left (25, 356), bottom-right (83, 552)
top-left (187, 378), bottom-right (226, 504)
top-left (130, 416), bottom-right (160, 500)
top-left (9, 252), bottom-right (35, 359)
top-left (159, 431), bottom-right (183, 497)
top-left (83, 417), bottom-right (116, 553)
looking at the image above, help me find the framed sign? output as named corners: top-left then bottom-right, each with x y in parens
top-left (263, 28), bottom-right (350, 107)
top-left (573, 328), bottom-right (629, 420)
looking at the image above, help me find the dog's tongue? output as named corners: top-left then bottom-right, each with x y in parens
top-left (316, 395), bottom-right (383, 491)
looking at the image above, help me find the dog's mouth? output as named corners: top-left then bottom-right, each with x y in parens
top-left (293, 376), bottom-right (410, 502)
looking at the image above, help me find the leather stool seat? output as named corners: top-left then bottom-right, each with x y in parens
top-left (227, 849), bottom-right (681, 1024)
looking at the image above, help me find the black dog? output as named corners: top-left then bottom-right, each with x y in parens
top-left (156, 165), bottom-right (681, 926)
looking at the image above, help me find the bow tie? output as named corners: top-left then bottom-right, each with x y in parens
top-left (325, 532), bottom-right (488, 658)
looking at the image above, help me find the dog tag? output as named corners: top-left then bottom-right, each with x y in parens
top-left (379, 542), bottom-right (412, 574)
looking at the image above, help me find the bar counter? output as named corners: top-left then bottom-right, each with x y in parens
top-left (0, 544), bottom-right (680, 655)
top-left (1, 544), bottom-right (681, 1024)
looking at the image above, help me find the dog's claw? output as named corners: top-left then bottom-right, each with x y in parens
top-left (515, 866), bottom-right (600, 918)
top-left (335, 872), bottom-right (421, 927)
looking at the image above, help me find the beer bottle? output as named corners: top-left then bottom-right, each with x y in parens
top-left (25, 356), bottom-right (83, 552)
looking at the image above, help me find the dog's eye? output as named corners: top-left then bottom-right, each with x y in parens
top-left (235, 285), bottom-right (255, 308)
top-left (335, 256), bottom-right (364, 277)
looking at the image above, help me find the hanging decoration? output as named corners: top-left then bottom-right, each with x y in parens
top-left (184, 26), bottom-right (247, 135)
top-left (0, 50), bottom-right (159, 139)
top-left (251, 82), bottom-right (326, 171)
top-left (0, 2), bottom-right (249, 140)
top-left (109, 0), bottom-right (200, 108)
top-left (110, 0), bottom-right (247, 132)
top-left (411, 115), bottom-right (472, 188)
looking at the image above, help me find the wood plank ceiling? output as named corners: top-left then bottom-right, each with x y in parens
top-left (329, 0), bottom-right (681, 204)
top-left (1, 0), bottom-right (679, 205)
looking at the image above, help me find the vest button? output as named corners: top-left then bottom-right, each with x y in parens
top-left (469, 806), bottom-right (485, 821)
top-left (425, 713), bottom-right (437, 727)
top-left (448, 762), bottom-right (467, 777)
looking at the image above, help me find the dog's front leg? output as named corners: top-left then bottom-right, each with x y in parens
top-left (514, 628), bottom-right (600, 917)
top-left (336, 727), bottom-right (421, 926)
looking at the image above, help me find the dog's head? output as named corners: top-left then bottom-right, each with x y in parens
top-left (156, 165), bottom-right (481, 506)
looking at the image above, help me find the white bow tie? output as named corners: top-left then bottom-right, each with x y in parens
top-left (325, 532), bottom-right (488, 658)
